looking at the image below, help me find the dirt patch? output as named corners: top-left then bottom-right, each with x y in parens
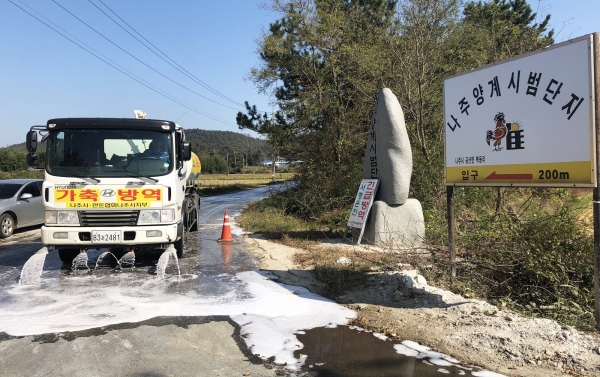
top-left (243, 233), bottom-right (600, 377)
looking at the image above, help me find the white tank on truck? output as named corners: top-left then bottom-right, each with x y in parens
top-left (25, 117), bottom-right (201, 263)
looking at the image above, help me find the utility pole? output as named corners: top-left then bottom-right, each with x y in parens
top-left (592, 32), bottom-right (600, 329)
top-left (271, 150), bottom-right (276, 182)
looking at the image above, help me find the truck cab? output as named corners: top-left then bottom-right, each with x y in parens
top-left (26, 118), bottom-right (200, 264)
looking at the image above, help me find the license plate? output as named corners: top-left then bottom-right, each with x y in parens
top-left (91, 231), bottom-right (121, 243)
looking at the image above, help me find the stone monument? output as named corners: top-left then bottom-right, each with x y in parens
top-left (361, 88), bottom-right (425, 248)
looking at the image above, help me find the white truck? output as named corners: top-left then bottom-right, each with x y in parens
top-left (25, 117), bottom-right (201, 264)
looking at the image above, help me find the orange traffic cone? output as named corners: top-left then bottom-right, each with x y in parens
top-left (218, 210), bottom-right (235, 243)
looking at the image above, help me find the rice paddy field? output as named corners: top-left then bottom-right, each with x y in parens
top-left (195, 172), bottom-right (295, 195)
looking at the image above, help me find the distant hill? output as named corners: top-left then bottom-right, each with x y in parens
top-left (1, 142), bottom-right (28, 151)
top-left (185, 129), bottom-right (266, 155)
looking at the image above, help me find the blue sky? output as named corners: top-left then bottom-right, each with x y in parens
top-left (1, 0), bottom-right (598, 147)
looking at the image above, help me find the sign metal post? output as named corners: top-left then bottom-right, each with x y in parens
top-left (592, 32), bottom-right (600, 329)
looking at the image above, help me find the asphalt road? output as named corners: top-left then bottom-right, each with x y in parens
top-left (0, 184), bottom-right (303, 377)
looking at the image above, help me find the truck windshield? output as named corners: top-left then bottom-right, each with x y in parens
top-left (46, 129), bottom-right (173, 178)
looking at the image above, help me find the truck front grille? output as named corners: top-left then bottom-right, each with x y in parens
top-left (79, 211), bottom-right (139, 227)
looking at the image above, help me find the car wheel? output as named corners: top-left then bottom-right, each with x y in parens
top-left (0, 213), bottom-right (15, 239)
top-left (58, 249), bottom-right (80, 264)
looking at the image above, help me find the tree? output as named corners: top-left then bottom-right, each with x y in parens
top-left (239, 0), bottom-right (397, 217)
top-left (385, 0), bottom-right (463, 204)
top-left (463, 0), bottom-right (554, 62)
top-left (200, 155), bottom-right (228, 174)
top-left (0, 149), bottom-right (29, 171)
top-left (237, 102), bottom-right (294, 179)
top-left (240, 0), bottom-right (555, 218)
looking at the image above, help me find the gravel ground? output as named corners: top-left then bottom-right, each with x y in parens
top-left (244, 234), bottom-right (600, 377)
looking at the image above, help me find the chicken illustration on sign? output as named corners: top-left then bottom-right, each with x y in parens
top-left (485, 112), bottom-right (525, 152)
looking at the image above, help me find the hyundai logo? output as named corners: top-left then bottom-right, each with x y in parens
top-left (100, 189), bottom-right (116, 197)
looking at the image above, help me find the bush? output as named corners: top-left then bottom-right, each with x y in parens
top-left (0, 170), bottom-right (44, 180)
top-left (200, 156), bottom-right (228, 174)
top-left (430, 187), bottom-right (596, 330)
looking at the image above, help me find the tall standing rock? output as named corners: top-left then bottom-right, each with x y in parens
top-left (359, 88), bottom-right (424, 249)
top-left (362, 88), bottom-right (412, 205)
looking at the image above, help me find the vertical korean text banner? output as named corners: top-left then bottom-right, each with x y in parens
top-left (347, 179), bottom-right (379, 229)
top-left (444, 34), bottom-right (595, 187)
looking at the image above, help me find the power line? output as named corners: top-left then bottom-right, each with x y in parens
top-left (93, 0), bottom-right (245, 108)
top-left (13, 0), bottom-right (221, 124)
top-left (8, 0), bottom-right (238, 127)
top-left (51, 0), bottom-right (243, 112)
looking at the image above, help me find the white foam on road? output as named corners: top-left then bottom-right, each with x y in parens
top-left (394, 340), bottom-right (507, 377)
top-left (0, 268), bottom-right (353, 370)
top-left (471, 372), bottom-right (508, 377)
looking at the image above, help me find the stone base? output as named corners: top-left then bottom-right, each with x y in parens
top-left (361, 199), bottom-right (425, 249)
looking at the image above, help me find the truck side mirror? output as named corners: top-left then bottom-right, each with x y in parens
top-left (27, 152), bottom-right (38, 167)
top-left (26, 131), bottom-right (38, 152)
top-left (180, 141), bottom-right (192, 161)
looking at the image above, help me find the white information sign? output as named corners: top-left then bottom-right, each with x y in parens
top-left (347, 179), bottom-right (379, 240)
top-left (444, 34), bottom-right (596, 187)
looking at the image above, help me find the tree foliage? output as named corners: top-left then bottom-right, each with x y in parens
top-left (0, 148), bottom-right (44, 171)
top-left (240, 0), bottom-right (554, 216)
top-left (200, 155), bottom-right (229, 174)
top-left (463, 0), bottom-right (554, 62)
top-left (239, 0), bottom-right (399, 216)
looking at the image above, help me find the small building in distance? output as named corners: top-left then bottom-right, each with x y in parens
top-left (261, 159), bottom-right (303, 168)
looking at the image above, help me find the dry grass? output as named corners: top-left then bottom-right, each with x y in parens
top-left (240, 201), bottom-right (435, 296)
top-left (196, 172), bottom-right (295, 188)
top-left (568, 188), bottom-right (593, 235)
top-left (274, 234), bottom-right (431, 296)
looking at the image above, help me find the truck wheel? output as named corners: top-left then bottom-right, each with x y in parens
top-left (58, 249), bottom-right (80, 264)
top-left (189, 204), bottom-right (199, 232)
top-left (0, 213), bottom-right (15, 238)
top-left (183, 196), bottom-right (199, 232)
top-left (174, 237), bottom-right (184, 259)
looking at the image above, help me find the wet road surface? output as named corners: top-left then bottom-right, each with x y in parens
top-left (0, 185), bottom-right (503, 377)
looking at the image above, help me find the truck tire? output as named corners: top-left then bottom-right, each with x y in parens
top-left (189, 199), bottom-right (199, 232)
top-left (58, 249), bottom-right (80, 264)
top-left (0, 213), bottom-right (15, 238)
top-left (174, 237), bottom-right (184, 259)
top-left (183, 196), bottom-right (199, 232)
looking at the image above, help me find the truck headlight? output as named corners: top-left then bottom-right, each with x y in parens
top-left (46, 210), bottom-right (78, 224)
top-left (58, 211), bottom-right (79, 224)
top-left (45, 210), bottom-right (57, 224)
top-left (139, 209), bottom-right (174, 224)
top-left (139, 210), bottom-right (160, 224)
top-left (161, 209), bottom-right (174, 222)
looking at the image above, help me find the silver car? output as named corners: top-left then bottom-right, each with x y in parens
top-left (0, 179), bottom-right (45, 238)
